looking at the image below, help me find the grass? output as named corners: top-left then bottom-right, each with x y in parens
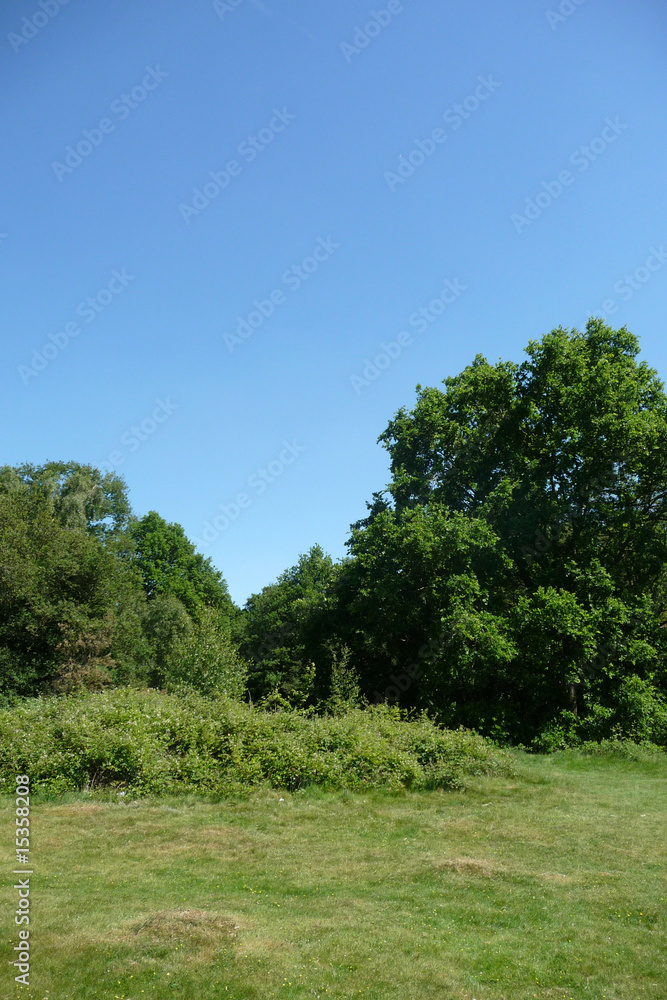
top-left (1, 748), bottom-right (666, 999)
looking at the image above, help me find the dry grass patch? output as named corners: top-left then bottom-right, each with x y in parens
top-left (433, 854), bottom-right (586, 885)
top-left (434, 855), bottom-right (505, 877)
top-left (119, 908), bottom-right (241, 962)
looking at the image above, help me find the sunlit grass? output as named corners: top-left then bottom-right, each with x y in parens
top-left (1, 749), bottom-right (665, 999)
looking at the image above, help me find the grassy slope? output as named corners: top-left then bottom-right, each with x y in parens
top-left (1, 751), bottom-right (665, 1000)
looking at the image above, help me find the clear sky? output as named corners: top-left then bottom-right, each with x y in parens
top-left (2, 0), bottom-right (666, 605)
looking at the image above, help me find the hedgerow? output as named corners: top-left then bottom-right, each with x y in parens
top-left (0, 688), bottom-right (515, 796)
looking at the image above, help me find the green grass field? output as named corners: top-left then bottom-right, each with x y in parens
top-left (2, 749), bottom-right (665, 1000)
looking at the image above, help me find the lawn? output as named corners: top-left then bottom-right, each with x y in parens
top-left (2, 749), bottom-right (665, 1000)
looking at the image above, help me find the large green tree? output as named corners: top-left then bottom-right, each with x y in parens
top-left (10, 461), bottom-right (132, 538)
top-left (0, 464), bottom-right (142, 696)
top-left (347, 321), bottom-right (667, 743)
top-left (131, 511), bottom-right (235, 624)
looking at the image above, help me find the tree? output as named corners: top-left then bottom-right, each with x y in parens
top-left (131, 512), bottom-right (235, 623)
top-left (348, 321), bottom-right (667, 743)
top-left (166, 606), bottom-right (248, 699)
top-left (10, 461), bottom-right (132, 538)
top-left (142, 593), bottom-right (192, 688)
top-left (346, 504), bottom-right (518, 733)
top-left (0, 466), bottom-right (132, 696)
top-left (237, 545), bottom-right (342, 706)
top-left (0, 465), bottom-right (243, 700)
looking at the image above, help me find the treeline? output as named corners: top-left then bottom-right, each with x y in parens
top-left (2, 320), bottom-right (667, 749)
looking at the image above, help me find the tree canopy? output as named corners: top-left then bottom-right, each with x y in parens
top-left (131, 511), bottom-right (235, 622)
top-left (237, 545), bottom-right (341, 706)
top-left (0, 466), bottom-right (240, 699)
top-left (344, 320), bottom-right (667, 743)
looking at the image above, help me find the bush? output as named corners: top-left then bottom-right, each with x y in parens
top-left (322, 644), bottom-right (361, 715)
top-left (532, 677), bottom-right (667, 752)
top-left (614, 675), bottom-right (667, 743)
top-left (574, 738), bottom-right (665, 763)
top-left (165, 607), bottom-right (248, 699)
top-left (0, 688), bottom-right (515, 796)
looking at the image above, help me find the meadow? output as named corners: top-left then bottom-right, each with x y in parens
top-left (2, 743), bottom-right (665, 1000)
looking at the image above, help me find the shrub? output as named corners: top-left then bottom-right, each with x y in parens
top-left (166, 607), bottom-right (248, 699)
top-left (0, 688), bottom-right (515, 796)
top-left (532, 677), bottom-right (667, 752)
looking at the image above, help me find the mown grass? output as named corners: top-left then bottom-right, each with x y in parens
top-left (1, 748), bottom-right (665, 999)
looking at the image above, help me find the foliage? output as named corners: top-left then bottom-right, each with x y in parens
top-left (7, 461), bottom-right (132, 537)
top-left (0, 466), bottom-right (132, 695)
top-left (0, 688), bottom-right (515, 795)
top-left (345, 504), bottom-right (516, 732)
top-left (164, 607), bottom-right (248, 699)
top-left (131, 511), bottom-right (235, 622)
top-left (0, 467), bottom-right (241, 697)
top-left (3, 322), bottom-right (667, 748)
top-left (52, 619), bottom-right (116, 694)
top-left (323, 643), bottom-right (362, 714)
top-left (345, 321), bottom-right (667, 743)
top-left (141, 593), bottom-right (192, 687)
top-left (533, 675), bottom-right (667, 751)
top-left (237, 545), bottom-right (342, 706)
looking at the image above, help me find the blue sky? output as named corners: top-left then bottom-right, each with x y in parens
top-left (2, 0), bottom-right (666, 605)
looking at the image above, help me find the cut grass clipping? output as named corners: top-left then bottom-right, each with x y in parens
top-left (0, 688), bottom-right (515, 795)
